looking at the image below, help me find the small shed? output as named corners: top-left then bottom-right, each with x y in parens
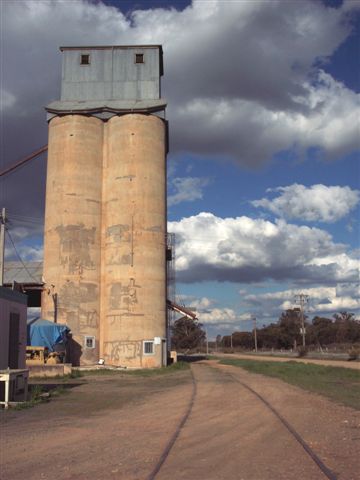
top-left (0, 286), bottom-right (27, 370)
top-left (4, 261), bottom-right (43, 308)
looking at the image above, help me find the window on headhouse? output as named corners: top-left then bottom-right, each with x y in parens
top-left (135, 53), bottom-right (144, 64)
top-left (80, 54), bottom-right (90, 65)
top-left (143, 341), bottom-right (154, 355)
top-left (85, 336), bottom-right (95, 349)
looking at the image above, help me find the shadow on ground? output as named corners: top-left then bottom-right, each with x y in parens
top-left (29, 383), bottom-right (83, 393)
top-left (177, 354), bottom-right (208, 363)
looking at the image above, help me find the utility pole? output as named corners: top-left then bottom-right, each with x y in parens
top-left (0, 208), bottom-right (6, 286)
top-left (230, 332), bottom-right (233, 349)
top-left (252, 315), bottom-right (258, 352)
top-left (295, 294), bottom-right (309, 347)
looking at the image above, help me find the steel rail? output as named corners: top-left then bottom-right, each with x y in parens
top-left (0, 145), bottom-right (48, 178)
top-left (146, 366), bottom-right (197, 480)
top-left (226, 369), bottom-right (338, 480)
top-left (146, 362), bottom-right (338, 480)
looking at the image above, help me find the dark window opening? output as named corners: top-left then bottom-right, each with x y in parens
top-left (143, 341), bottom-right (154, 355)
top-left (135, 53), bottom-right (144, 64)
top-left (80, 54), bottom-right (90, 65)
top-left (85, 336), bottom-right (95, 349)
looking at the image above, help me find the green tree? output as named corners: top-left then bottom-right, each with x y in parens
top-left (222, 331), bottom-right (253, 349)
top-left (277, 309), bottom-right (308, 349)
top-left (233, 332), bottom-right (253, 349)
top-left (258, 323), bottom-right (281, 349)
top-left (309, 316), bottom-right (336, 345)
top-left (333, 312), bottom-right (360, 343)
top-left (171, 317), bottom-right (206, 351)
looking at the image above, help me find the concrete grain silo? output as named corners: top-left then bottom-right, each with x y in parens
top-left (42, 46), bottom-right (168, 367)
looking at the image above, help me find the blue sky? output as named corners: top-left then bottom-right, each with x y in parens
top-left (1, 0), bottom-right (359, 336)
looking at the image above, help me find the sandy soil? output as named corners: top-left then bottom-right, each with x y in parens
top-left (158, 361), bottom-right (360, 480)
top-left (0, 371), bottom-right (192, 480)
top-left (1, 361), bottom-right (359, 480)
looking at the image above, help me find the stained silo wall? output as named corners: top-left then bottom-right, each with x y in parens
top-left (41, 115), bottom-right (103, 365)
top-left (101, 114), bottom-right (166, 367)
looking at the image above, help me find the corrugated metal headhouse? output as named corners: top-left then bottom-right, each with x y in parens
top-left (47, 45), bottom-right (166, 119)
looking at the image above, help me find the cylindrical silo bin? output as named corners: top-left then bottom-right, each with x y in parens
top-left (41, 115), bottom-right (103, 365)
top-left (101, 114), bottom-right (167, 367)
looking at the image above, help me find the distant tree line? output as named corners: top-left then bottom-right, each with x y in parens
top-left (220, 310), bottom-right (360, 350)
top-left (170, 310), bottom-right (360, 352)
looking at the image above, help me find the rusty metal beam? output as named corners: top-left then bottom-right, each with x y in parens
top-left (167, 299), bottom-right (197, 320)
top-left (0, 145), bottom-right (48, 178)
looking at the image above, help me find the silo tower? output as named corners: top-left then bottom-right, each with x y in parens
top-left (42, 46), bottom-right (168, 367)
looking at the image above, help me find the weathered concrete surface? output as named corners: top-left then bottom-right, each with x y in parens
top-left (101, 114), bottom-right (167, 367)
top-left (27, 364), bottom-right (72, 378)
top-left (42, 113), bottom-right (167, 367)
top-left (42, 115), bottom-right (103, 365)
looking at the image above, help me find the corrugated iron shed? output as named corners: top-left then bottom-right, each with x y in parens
top-left (46, 45), bottom-right (166, 120)
top-left (4, 261), bottom-right (43, 284)
top-left (4, 261), bottom-right (43, 307)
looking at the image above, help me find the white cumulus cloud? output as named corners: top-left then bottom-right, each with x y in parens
top-left (242, 284), bottom-right (360, 318)
top-left (0, 89), bottom-right (16, 111)
top-left (168, 212), bottom-right (359, 284)
top-left (2, 0), bottom-right (360, 167)
top-left (168, 176), bottom-right (211, 206)
top-left (177, 295), bottom-right (249, 327)
top-left (252, 184), bottom-right (360, 222)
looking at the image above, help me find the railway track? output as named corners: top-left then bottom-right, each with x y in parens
top-left (146, 368), bottom-right (197, 480)
top-left (147, 362), bottom-right (338, 480)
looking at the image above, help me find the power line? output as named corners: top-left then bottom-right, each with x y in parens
top-left (9, 213), bottom-right (43, 223)
top-left (8, 218), bottom-right (44, 228)
top-left (5, 227), bottom-right (40, 283)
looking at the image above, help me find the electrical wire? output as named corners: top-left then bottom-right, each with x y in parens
top-left (7, 219), bottom-right (44, 230)
top-left (9, 214), bottom-right (43, 224)
top-left (5, 227), bottom-right (40, 283)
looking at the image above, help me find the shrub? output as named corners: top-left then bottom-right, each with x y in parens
top-left (348, 347), bottom-right (360, 361)
top-left (297, 346), bottom-right (308, 358)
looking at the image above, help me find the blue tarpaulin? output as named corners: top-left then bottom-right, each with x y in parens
top-left (27, 318), bottom-right (70, 351)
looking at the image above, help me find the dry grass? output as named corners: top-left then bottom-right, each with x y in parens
top-left (220, 358), bottom-right (360, 410)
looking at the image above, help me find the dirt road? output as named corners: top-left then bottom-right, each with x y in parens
top-left (1, 361), bottom-right (359, 480)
